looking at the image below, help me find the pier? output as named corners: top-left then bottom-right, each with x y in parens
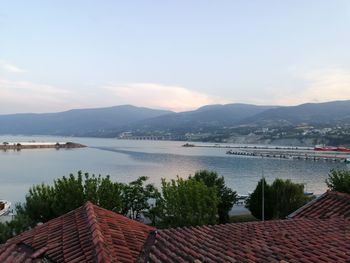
top-left (0, 142), bottom-right (86, 151)
top-left (181, 143), bottom-right (350, 163)
top-left (226, 148), bottom-right (350, 162)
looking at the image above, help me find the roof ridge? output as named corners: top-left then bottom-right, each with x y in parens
top-left (327, 190), bottom-right (350, 198)
top-left (84, 201), bottom-right (112, 263)
top-left (287, 192), bottom-right (327, 219)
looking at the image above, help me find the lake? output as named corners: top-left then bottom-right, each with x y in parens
top-left (0, 135), bottom-right (348, 204)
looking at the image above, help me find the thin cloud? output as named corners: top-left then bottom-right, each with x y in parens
top-left (0, 78), bottom-right (74, 114)
top-left (102, 83), bottom-right (227, 112)
top-left (0, 61), bottom-right (26, 73)
top-left (273, 68), bottom-right (350, 105)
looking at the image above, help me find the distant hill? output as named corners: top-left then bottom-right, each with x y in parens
top-left (0, 105), bottom-right (173, 137)
top-left (245, 100), bottom-right (350, 126)
top-left (134, 104), bottom-right (275, 132)
top-left (1, 100), bottom-right (350, 138)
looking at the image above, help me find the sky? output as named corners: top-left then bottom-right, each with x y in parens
top-left (1, 0), bottom-right (350, 114)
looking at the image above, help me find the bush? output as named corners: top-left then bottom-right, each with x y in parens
top-left (326, 169), bottom-right (350, 194)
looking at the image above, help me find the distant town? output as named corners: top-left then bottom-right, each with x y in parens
top-left (118, 124), bottom-right (350, 146)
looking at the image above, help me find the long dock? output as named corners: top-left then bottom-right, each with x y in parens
top-left (182, 143), bottom-right (350, 163)
top-left (0, 142), bottom-right (86, 150)
top-left (226, 148), bottom-right (350, 163)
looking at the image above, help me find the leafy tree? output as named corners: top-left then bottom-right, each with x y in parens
top-left (156, 176), bottom-right (218, 227)
top-left (270, 179), bottom-right (309, 219)
top-left (245, 178), bottom-right (273, 220)
top-left (190, 170), bottom-right (237, 223)
top-left (326, 169), bottom-right (350, 194)
top-left (121, 176), bottom-right (158, 220)
top-left (24, 183), bottom-right (56, 223)
top-left (246, 178), bottom-right (310, 220)
top-left (21, 171), bottom-right (124, 223)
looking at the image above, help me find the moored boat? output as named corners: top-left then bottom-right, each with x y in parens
top-left (182, 143), bottom-right (195, 147)
top-left (0, 200), bottom-right (11, 216)
top-left (314, 145), bottom-right (350, 152)
top-left (314, 145), bottom-right (337, 151)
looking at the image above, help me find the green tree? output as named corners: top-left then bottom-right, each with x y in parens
top-left (245, 178), bottom-right (273, 220)
top-left (190, 170), bottom-right (237, 223)
top-left (270, 179), bottom-right (309, 219)
top-left (20, 171), bottom-right (124, 224)
top-left (121, 176), bottom-right (158, 220)
top-left (156, 176), bottom-right (218, 227)
top-left (326, 169), bottom-right (350, 194)
top-left (246, 178), bottom-right (310, 220)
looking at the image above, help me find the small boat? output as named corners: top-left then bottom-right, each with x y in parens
top-left (182, 143), bottom-right (195, 147)
top-left (0, 200), bottom-right (11, 216)
top-left (236, 194), bottom-right (249, 205)
top-left (345, 157), bottom-right (350, 163)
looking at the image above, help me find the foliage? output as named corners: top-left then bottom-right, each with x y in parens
top-left (270, 178), bottom-right (310, 219)
top-left (246, 178), bottom-right (310, 220)
top-left (245, 178), bottom-right (273, 220)
top-left (155, 176), bottom-right (218, 228)
top-left (0, 172), bottom-right (157, 243)
top-left (229, 214), bottom-right (257, 223)
top-left (326, 169), bottom-right (350, 194)
top-left (0, 204), bottom-right (33, 243)
top-left (190, 170), bottom-right (237, 223)
top-left (23, 171), bottom-right (124, 223)
top-left (121, 176), bottom-right (158, 220)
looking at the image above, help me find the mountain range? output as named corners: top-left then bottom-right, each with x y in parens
top-left (0, 100), bottom-right (350, 138)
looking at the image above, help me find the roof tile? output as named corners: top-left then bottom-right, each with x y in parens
top-left (0, 202), bottom-right (154, 263)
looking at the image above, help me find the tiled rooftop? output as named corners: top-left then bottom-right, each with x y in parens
top-left (142, 218), bottom-right (350, 263)
top-left (289, 190), bottom-right (350, 219)
top-left (0, 202), bottom-right (154, 263)
top-left (0, 191), bottom-right (349, 263)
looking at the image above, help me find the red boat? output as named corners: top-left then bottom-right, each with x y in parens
top-left (335, 146), bottom-right (350, 153)
top-left (314, 145), bottom-right (350, 152)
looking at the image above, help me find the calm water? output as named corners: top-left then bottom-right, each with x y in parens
top-left (0, 135), bottom-right (348, 204)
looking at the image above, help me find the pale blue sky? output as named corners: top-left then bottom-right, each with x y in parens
top-left (1, 0), bottom-right (350, 113)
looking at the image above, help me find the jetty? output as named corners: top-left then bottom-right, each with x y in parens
top-left (181, 143), bottom-right (350, 163)
top-left (0, 141), bottom-right (86, 150)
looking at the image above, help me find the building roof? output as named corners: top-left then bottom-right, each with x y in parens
top-left (1, 191), bottom-right (349, 263)
top-left (142, 218), bottom-right (350, 263)
top-left (288, 190), bottom-right (350, 219)
top-left (0, 202), bottom-right (154, 263)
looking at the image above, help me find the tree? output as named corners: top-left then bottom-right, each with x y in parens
top-left (270, 179), bottom-right (309, 219)
top-left (326, 169), bottom-right (350, 194)
top-left (21, 171), bottom-right (124, 224)
top-left (121, 176), bottom-right (158, 220)
top-left (155, 176), bottom-right (218, 227)
top-left (190, 170), bottom-right (237, 223)
top-left (246, 178), bottom-right (310, 220)
top-left (245, 178), bottom-right (273, 220)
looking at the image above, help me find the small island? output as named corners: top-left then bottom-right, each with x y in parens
top-left (0, 141), bottom-right (86, 150)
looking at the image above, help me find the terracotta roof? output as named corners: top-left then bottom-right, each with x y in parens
top-left (142, 218), bottom-right (350, 263)
top-left (1, 191), bottom-right (350, 263)
top-left (0, 202), bottom-right (154, 263)
top-left (288, 190), bottom-right (350, 219)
